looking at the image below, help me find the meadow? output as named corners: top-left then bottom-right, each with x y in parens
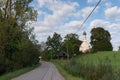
top-left (53, 51), bottom-right (120, 80)
top-left (77, 51), bottom-right (120, 67)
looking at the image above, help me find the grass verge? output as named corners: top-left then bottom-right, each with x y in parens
top-left (0, 64), bottom-right (40, 80)
top-left (52, 60), bottom-right (83, 80)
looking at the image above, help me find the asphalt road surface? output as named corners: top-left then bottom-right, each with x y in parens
top-left (12, 62), bottom-right (65, 80)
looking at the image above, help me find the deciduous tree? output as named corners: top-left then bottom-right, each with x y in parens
top-left (90, 27), bottom-right (113, 51)
top-left (0, 0), bottom-right (39, 74)
top-left (46, 32), bottom-right (62, 59)
top-left (63, 33), bottom-right (82, 56)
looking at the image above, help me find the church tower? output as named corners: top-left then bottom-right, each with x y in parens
top-left (79, 32), bottom-right (90, 53)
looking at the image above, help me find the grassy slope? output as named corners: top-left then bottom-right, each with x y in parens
top-left (0, 64), bottom-right (39, 80)
top-left (53, 51), bottom-right (120, 80)
top-left (77, 51), bottom-right (120, 68)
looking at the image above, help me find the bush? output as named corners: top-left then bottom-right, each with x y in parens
top-left (0, 43), bottom-right (40, 75)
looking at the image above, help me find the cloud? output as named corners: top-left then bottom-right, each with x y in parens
top-left (112, 40), bottom-right (120, 51)
top-left (109, 23), bottom-right (120, 30)
top-left (90, 19), bottom-right (120, 32)
top-left (87, 0), bottom-right (106, 4)
top-left (87, 0), bottom-right (99, 3)
top-left (57, 28), bottom-right (79, 39)
top-left (37, 0), bottom-right (54, 7)
top-left (35, 32), bottom-right (52, 42)
top-left (64, 21), bottom-right (82, 28)
top-left (43, 5), bottom-right (76, 26)
top-left (37, 0), bottom-right (79, 28)
top-left (37, 10), bottom-right (47, 17)
top-left (105, 6), bottom-right (120, 20)
top-left (71, 10), bottom-right (81, 18)
top-left (81, 6), bottom-right (99, 19)
top-left (90, 19), bottom-right (109, 28)
top-left (34, 26), bottom-right (50, 33)
top-left (104, 2), bottom-right (113, 8)
top-left (33, 0), bottom-right (80, 42)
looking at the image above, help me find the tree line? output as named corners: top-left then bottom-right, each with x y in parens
top-left (0, 0), bottom-right (40, 75)
top-left (41, 27), bottom-right (113, 60)
top-left (45, 32), bottom-right (82, 59)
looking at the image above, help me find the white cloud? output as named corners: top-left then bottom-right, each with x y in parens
top-left (64, 21), bottom-right (82, 28)
top-left (109, 23), bottom-right (120, 30)
top-left (37, 11), bottom-right (47, 17)
top-left (34, 26), bottom-right (51, 33)
top-left (33, 0), bottom-right (80, 42)
top-left (43, 5), bottom-right (76, 27)
top-left (112, 40), bottom-right (120, 51)
top-left (87, 0), bottom-right (106, 4)
top-left (81, 6), bottom-right (99, 19)
top-left (90, 19), bottom-right (120, 32)
top-left (105, 2), bottom-right (113, 8)
top-left (87, 0), bottom-right (99, 3)
top-left (105, 6), bottom-right (120, 20)
top-left (37, 0), bottom-right (79, 28)
top-left (35, 32), bottom-right (52, 42)
top-left (71, 10), bottom-right (81, 18)
top-left (58, 28), bottom-right (78, 39)
top-left (61, 29), bottom-right (76, 34)
top-left (90, 19), bottom-right (109, 28)
top-left (38, 0), bottom-right (54, 7)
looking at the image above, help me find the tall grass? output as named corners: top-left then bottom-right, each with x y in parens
top-left (62, 58), bottom-right (120, 80)
top-left (53, 60), bottom-right (82, 80)
top-left (77, 51), bottom-right (120, 67)
top-left (59, 51), bottom-right (120, 80)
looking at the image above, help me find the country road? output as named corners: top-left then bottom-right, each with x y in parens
top-left (12, 62), bottom-right (65, 80)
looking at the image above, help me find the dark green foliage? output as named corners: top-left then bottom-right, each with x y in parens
top-left (0, 0), bottom-right (39, 75)
top-left (90, 27), bottom-right (113, 51)
top-left (46, 32), bottom-right (62, 59)
top-left (44, 33), bottom-right (82, 60)
top-left (63, 33), bottom-right (82, 57)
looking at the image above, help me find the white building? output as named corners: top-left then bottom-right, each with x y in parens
top-left (79, 32), bottom-right (90, 53)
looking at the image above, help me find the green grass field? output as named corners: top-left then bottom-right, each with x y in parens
top-left (53, 51), bottom-right (120, 80)
top-left (77, 51), bottom-right (120, 68)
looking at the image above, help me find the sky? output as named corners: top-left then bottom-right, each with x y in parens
top-left (30, 0), bottom-right (120, 50)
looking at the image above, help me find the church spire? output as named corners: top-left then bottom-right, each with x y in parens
top-left (79, 31), bottom-right (90, 53)
top-left (83, 31), bottom-right (86, 35)
top-left (83, 31), bottom-right (87, 41)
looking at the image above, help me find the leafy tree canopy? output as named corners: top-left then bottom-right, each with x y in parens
top-left (63, 33), bottom-right (82, 56)
top-left (46, 32), bottom-right (62, 58)
top-left (90, 27), bottom-right (113, 51)
top-left (0, 0), bottom-right (39, 75)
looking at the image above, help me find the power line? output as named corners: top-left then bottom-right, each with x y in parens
top-left (76, 0), bottom-right (102, 33)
